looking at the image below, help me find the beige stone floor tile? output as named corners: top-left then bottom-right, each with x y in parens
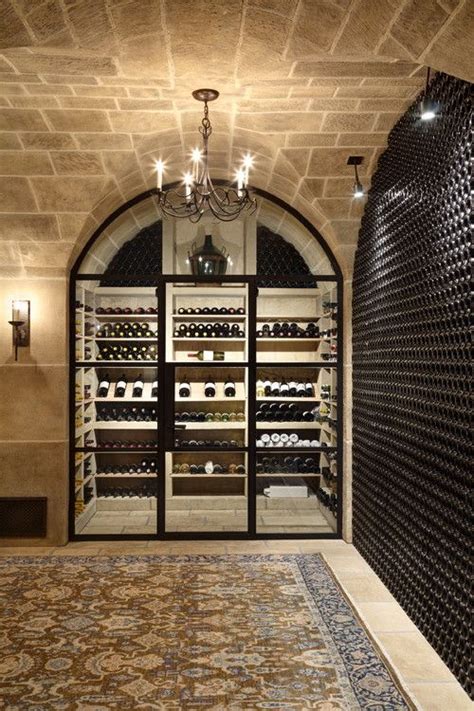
top-left (375, 632), bottom-right (458, 683)
top-left (333, 574), bottom-right (395, 602)
top-left (407, 682), bottom-right (472, 710)
top-left (356, 602), bottom-right (417, 632)
top-left (0, 546), bottom-right (54, 555)
top-left (264, 540), bottom-right (302, 552)
top-left (52, 546), bottom-right (104, 556)
top-left (323, 554), bottom-right (375, 575)
top-left (98, 541), bottom-right (150, 550)
top-left (164, 541), bottom-right (229, 554)
top-left (226, 541), bottom-right (270, 553)
top-left (297, 539), bottom-right (349, 552)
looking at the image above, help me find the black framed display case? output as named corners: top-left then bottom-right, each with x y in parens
top-left (69, 190), bottom-right (343, 540)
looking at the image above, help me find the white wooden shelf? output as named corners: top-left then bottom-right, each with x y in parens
top-left (95, 314), bottom-right (158, 320)
top-left (170, 473), bottom-right (246, 478)
top-left (96, 472), bottom-right (157, 478)
top-left (94, 337), bottom-right (157, 341)
top-left (93, 422), bottom-right (157, 430)
top-left (94, 383), bottom-right (157, 401)
top-left (172, 337), bottom-right (246, 343)
top-left (170, 285), bottom-right (247, 295)
top-left (173, 314), bottom-right (246, 321)
top-left (256, 421), bottom-right (318, 429)
top-left (175, 421), bottom-right (246, 430)
top-left (258, 288), bottom-right (321, 297)
top-left (257, 338), bottom-right (321, 344)
top-left (257, 396), bottom-right (319, 402)
top-left (256, 472), bottom-right (320, 478)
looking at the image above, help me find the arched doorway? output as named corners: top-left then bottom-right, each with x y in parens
top-left (70, 189), bottom-right (342, 539)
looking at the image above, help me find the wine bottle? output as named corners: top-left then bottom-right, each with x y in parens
top-left (151, 379), bottom-right (158, 397)
top-left (263, 378), bottom-right (272, 396)
top-left (132, 374), bottom-right (144, 398)
top-left (179, 378), bottom-right (191, 398)
top-left (256, 379), bottom-right (265, 397)
top-left (224, 377), bottom-right (236, 397)
top-left (97, 374), bottom-right (110, 397)
top-left (204, 380), bottom-right (216, 397)
top-left (188, 350), bottom-right (224, 361)
top-left (280, 379), bottom-right (289, 397)
top-left (114, 374), bottom-right (127, 397)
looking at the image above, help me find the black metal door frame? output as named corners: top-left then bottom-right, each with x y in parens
top-left (69, 272), bottom-right (342, 540)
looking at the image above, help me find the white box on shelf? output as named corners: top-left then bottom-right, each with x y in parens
top-left (264, 485), bottom-right (308, 498)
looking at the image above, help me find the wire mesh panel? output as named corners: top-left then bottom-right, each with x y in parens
top-left (352, 72), bottom-right (472, 695)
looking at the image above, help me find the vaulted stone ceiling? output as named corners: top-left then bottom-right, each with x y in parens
top-left (0, 0), bottom-right (472, 277)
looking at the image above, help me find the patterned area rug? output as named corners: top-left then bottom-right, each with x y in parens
top-left (0, 554), bottom-right (413, 710)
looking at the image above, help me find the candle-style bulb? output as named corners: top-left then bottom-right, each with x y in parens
top-left (155, 159), bottom-right (164, 190)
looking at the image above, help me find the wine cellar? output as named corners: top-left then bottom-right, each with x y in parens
top-left (71, 202), bottom-right (342, 539)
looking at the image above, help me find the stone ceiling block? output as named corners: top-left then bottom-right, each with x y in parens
top-left (0, 108), bottom-right (49, 131)
top-left (391, 0), bottom-right (449, 59)
top-left (308, 147), bottom-right (373, 177)
top-left (333, 0), bottom-right (400, 55)
top-left (0, 151), bottom-right (53, 175)
top-left (321, 112), bottom-right (376, 132)
top-left (0, 214), bottom-right (60, 241)
top-left (45, 108), bottom-right (112, 132)
top-left (288, 0), bottom-right (346, 57)
top-left (2, 50), bottom-right (117, 76)
top-left (25, 0), bottom-right (69, 44)
top-left (50, 151), bottom-right (105, 175)
top-left (0, 176), bottom-right (37, 212)
top-left (20, 132), bottom-right (76, 150)
top-left (31, 176), bottom-right (108, 212)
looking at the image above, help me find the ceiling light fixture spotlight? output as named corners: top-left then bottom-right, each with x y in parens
top-left (153, 89), bottom-right (257, 222)
top-left (420, 67), bottom-right (438, 121)
top-left (347, 156), bottom-right (364, 198)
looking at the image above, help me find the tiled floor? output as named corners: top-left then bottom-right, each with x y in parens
top-left (0, 540), bottom-right (470, 710)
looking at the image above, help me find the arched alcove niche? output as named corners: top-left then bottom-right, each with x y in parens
top-left (75, 192), bottom-right (336, 278)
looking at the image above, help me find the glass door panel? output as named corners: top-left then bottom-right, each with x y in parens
top-left (164, 280), bottom-right (249, 533)
top-left (73, 280), bottom-right (158, 535)
top-left (255, 278), bottom-right (339, 534)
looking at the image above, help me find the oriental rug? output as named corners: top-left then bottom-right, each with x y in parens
top-left (0, 554), bottom-right (414, 710)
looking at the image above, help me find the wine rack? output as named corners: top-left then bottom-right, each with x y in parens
top-left (352, 73), bottom-right (471, 694)
top-left (72, 275), bottom-right (340, 538)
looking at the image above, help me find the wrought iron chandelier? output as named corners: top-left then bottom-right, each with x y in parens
top-left (153, 88), bottom-right (257, 223)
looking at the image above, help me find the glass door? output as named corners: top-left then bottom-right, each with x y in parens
top-left (255, 277), bottom-right (339, 534)
top-left (163, 279), bottom-right (249, 533)
top-left (72, 279), bottom-right (159, 536)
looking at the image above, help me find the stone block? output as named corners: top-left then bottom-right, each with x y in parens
top-left (333, 0), bottom-right (399, 55)
top-left (110, 0), bottom-right (162, 40)
top-left (0, 151), bottom-right (53, 175)
top-left (74, 85), bottom-right (128, 97)
top-left (10, 95), bottom-right (60, 108)
top-left (288, 0), bottom-right (345, 56)
top-left (0, 214), bottom-right (60, 242)
top-left (3, 50), bottom-right (117, 76)
top-left (66, 2), bottom-right (116, 53)
top-left (59, 96), bottom-right (118, 110)
top-left (17, 241), bottom-right (74, 269)
top-left (0, 133), bottom-right (22, 149)
top-left (391, 0), bottom-right (448, 59)
top-left (109, 110), bottom-right (177, 133)
top-left (236, 112), bottom-right (323, 133)
top-left (308, 148), bottom-right (373, 176)
top-left (318, 198), bottom-right (351, 220)
top-left (25, 0), bottom-right (68, 42)
top-left (117, 98), bottom-right (174, 111)
top-left (57, 213), bottom-right (87, 242)
top-left (330, 220), bottom-right (361, 244)
top-left (287, 133), bottom-right (338, 147)
top-left (300, 178), bottom-right (325, 200)
top-left (374, 112), bottom-right (401, 131)
top-left (337, 132), bottom-right (388, 147)
top-left (0, 176), bottom-right (37, 211)
top-left (30, 176), bottom-right (107, 211)
top-left (0, 4), bottom-right (30, 47)
top-left (321, 112), bottom-right (377, 132)
top-left (293, 61), bottom-right (419, 77)
top-left (20, 132), bottom-right (76, 150)
top-left (0, 108), bottom-right (48, 132)
top-left (75, 133), bottom-right (133, 150)
top-left (0, 83), bottom-right (25, 95)
top-left (50, 151), bottom-right (104, 175)
top-left (118, 35), bottom-right (170, 78)
top-left (25, 84), bottom-right (74, 95)
top-left (45, 109), bottom-right (112, 132)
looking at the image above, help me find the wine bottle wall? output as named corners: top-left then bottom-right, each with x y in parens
top-left (352, 72), bottom-right (471, 693)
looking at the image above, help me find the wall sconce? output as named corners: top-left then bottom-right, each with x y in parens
top-left (347, 156), bottom-right (364, 198)
top-left (8, 300), bottom-right (30, 361)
